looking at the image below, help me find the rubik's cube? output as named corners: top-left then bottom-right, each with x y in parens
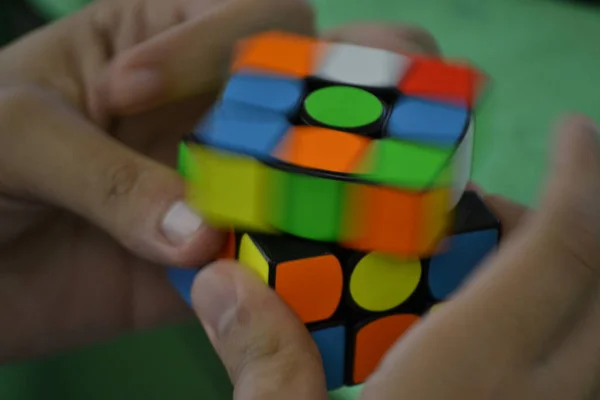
top-left (168, 31), bottom-right (501, 390)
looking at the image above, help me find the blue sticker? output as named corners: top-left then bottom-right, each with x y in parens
top-left (166, 266), bottom-right (200, 306)
top-left (386, 97), bottom-right (469, 147)
top-left (193, 101), bottom-right (290, 160)
top-left (311, 325), bottom-right (346, 390)
top-left (428, 229), bottom-right (499, 300)
top-left (222, 72), bottom-right (305, 116)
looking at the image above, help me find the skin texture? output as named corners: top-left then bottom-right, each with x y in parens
top-left (2, 1), bottom-right (600, 399)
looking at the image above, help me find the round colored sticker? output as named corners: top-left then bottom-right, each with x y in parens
top-left (349, 252), bottom-right (422, 312)
top-left (304, 86), bottom-right (383, 129)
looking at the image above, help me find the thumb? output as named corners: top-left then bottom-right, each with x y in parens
top-left (0, 86), bottom-right (223, 266)
top-left (191, 261), bottom-right (328, 400)
top-left (536, 115), bottom-right (600, 261)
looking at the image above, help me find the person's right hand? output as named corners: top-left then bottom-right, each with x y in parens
top-left (189, 115), bottom-right (600, 399)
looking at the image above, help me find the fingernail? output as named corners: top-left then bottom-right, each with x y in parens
top-left (161, 201), bottom-right (203, 245)
top-left (111, 68), bottom-right (164, 110)
top-left (193, 267), bottom-right (238, 342)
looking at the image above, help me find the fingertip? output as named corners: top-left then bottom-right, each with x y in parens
top-left (190, 259), bottom-right (261, 307)
top-left (322, 23), bottom-right (441, 55)
top-left (189, 261), bottom-right (238, 344)
top-left (550, 113), bottom-right (600, 181)
top-left (556, 113), bottom-right (598, 135)
top-left (553, 113), bottom-right (599, 156)
top-left (191, 258), bottom-right (268, 295)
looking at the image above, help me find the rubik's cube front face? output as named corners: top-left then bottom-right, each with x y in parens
top-left (180, 31), bottom-right (485, 257)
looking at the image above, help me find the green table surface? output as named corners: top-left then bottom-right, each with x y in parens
top-left (1, 0), bottom-right (600, 399)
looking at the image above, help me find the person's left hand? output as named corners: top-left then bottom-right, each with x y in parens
top-left (0, 0), bottom-right (440, 362)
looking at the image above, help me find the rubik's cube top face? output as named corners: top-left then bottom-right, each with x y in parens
top-left (180, 31), bottom-right (486, 257)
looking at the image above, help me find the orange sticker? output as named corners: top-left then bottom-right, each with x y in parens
top-left (232, 31), bottom-right (317, 77)
top-left (344, 184), bottom-right (449, 257)
top-left (344, 185), bottom-right (421, 255)
top-left (276, 126), bottom-right (370, 173)
top-left (275, 254), bottom-right (343, 324)
top-left (353, 314), bottom-right (420, 384)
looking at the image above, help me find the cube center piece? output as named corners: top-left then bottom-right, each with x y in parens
top-left (301, 84), bottom-right (387, 138)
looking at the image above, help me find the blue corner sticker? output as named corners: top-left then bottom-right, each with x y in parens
top-left (166, 266), bottom-right (201, 306)
top-left (428, 229), bottom-right (499, 300)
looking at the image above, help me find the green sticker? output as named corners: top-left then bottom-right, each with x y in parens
top-left (304, 86), bottom-right (383, 128)
top-left (268, 169), bottom-right (344, 241)
top-left (359, 139), bottom-right (453, 189)
top-left (177, 142), bottom-right (191, 177)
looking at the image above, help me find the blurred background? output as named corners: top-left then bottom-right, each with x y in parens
top-left (1, 0), bottom-right (599, 399)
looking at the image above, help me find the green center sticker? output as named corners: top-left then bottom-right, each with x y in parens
top-left (304, 86), bottom-right (383, 129)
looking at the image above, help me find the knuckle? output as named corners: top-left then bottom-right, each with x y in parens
top-left (236, 332), bottom-right (310, 384)
top-left (223, 303), bottom-right (317, 384)
top-left (101, 161), bottom-right (145, 205)
top-left (240, 332), bottom-right (284, 369)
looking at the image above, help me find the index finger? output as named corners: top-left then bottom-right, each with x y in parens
top-left (106, 0), bottom-right (315, 114)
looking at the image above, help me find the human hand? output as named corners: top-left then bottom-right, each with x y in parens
top-left (188, 115), bottom-right (600, 399)
top-left (0, 0), bottom-right (440, 362)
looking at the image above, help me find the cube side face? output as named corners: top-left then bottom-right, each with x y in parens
top-left (164, 191), bottom-right (502, 391)
top-left (179, 30), bottom-right (486, 258)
